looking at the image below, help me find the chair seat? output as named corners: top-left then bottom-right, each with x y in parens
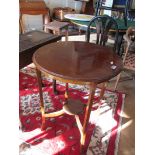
top-left (124, 52), bottom-right (135, 70)
top-left (44, 20), bottom-right (69, 31)
top-left (63, 99), bottom-right (85, 115)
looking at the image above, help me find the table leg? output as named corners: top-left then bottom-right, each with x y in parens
top-left (19, 117), bottom-right (23, 131)
top-left (36, 68), bottom-right (46, 130)
top-left (65, 83), bottom-right (69, 98)
top-left (52, 29), bottom-right (60, 95)
top-left (53, 79), bottom-right (59, 95)
top-left (81, 83), bottom-right (97, 147)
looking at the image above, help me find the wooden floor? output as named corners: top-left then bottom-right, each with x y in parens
top-left (107, 75), bottom-right (135, 155)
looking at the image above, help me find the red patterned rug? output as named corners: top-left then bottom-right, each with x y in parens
top-left (19, 65), bottom-right (125, 155)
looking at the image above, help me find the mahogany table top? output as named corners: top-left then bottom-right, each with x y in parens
top-left (33, 41), bottom-right (123, 84)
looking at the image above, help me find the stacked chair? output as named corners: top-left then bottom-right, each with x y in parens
top-left (114, 26), bottom-right (135, 90)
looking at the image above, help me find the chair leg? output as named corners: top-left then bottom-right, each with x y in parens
top-left (117, 33), bottom-right (124, 56)
top-left (97, 82), bottom-right (107, 109)
top-left (114, 73), bottom-right (121, 91)
top-left (124, 12), bottom-right (127, 27)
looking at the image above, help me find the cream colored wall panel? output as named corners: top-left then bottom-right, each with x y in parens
top-left (22, 15), bottom-right (43, 32)
top-left (132, 0), bottom-right (135, 9)
top-left (45, 0), bottom-right (82, 13)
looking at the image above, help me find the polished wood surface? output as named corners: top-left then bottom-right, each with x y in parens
top-left (20, 0), bottom-right (49, 15)
top-left (33, 41), bottom-right (123, 84)
top-left (19, 30), bottom-right (61, 69)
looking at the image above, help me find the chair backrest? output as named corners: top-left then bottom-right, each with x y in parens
top-left (95, 0), bottom-right (131, 15)
top-left (86, 15), bottom-right (119, 53)
top-left (122, 26), bottom-right (135, 70)
top-left (94, 0), bottom-right (134, 26)
top-left (95, 0), bottom-right (114, 16)
top-left (123, 26), bottom-right (135, 61)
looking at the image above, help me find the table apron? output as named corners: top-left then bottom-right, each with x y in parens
top-left (37, 67), bottom-right (97, 86)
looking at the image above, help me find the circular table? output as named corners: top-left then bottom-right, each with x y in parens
top-left (69, 18), bottom-right (135, 32)
top-left (33, 41), bottom-right (123, 149)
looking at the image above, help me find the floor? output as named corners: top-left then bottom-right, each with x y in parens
top-left (107, 76), bottom-right (135, 155)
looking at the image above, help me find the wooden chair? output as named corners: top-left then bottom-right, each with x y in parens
top-left (53, 15), bottom-right (119, 94)
top-left (86, 15), bottom-right (119, 53)
top-left (61, 15), bottom-right (119, 98)
top-left (114, 26), bottom-right (135, 90)
top-left (86, 15), bottom-right (119, 99)
top-left (19, 0), bottom-right (50, 33)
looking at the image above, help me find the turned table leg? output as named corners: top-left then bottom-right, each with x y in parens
top-left (81, 83), bottom-right (97, 148)
top-left (53, 79), bottom-right (59, 95)
top-left (36, 68), bottom-right (46, 130)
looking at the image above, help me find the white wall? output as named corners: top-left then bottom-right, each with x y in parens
top-left (44, 0), bottom-right (82, 14)
top-left (22, 0), bottom-right (82, 32)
